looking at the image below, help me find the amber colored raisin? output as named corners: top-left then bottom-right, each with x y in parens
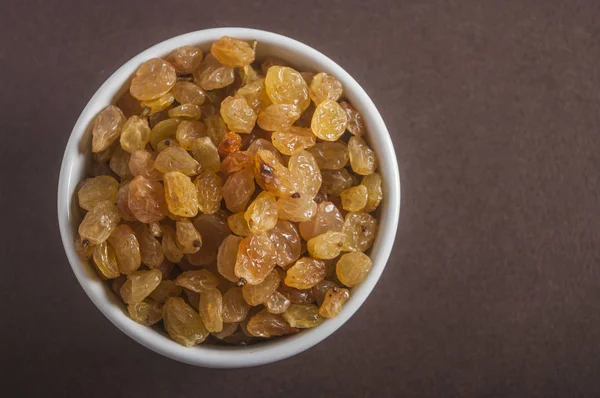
top-left (168, 103), bottom-right (202, 120)
top-left (120, 115), bottom-right (151, 153)
top-left (220, 96), bottom-right (257, 134)
top-left (242, 269), bottom-right (281, 306)
top-left (309, 73), bottom-right (343, 105)
top-left (175, 269), bottom-right (219, 293)
top-left (108, 224), bottom-right (142, 274)
top-left (128, 176), bottom-right (168, 223)
top-left (140, 92), bottom-right (175, 114)
top-left (222, 287), bottom-right (250, 322)
top-left (199, 287), bottom-right (224, 332)
top-left (282, 304), bottom-right (324, 328)
top-left (77, 176), bottom-right (118, 211)
top-left (265, 66), bottom-right (310, 112)
top-left (244, 191), bottom-right (278, 234)
top-left (92, 105), bottom-right (126, 153)
top-left (266, 220), bottom-right (302, 269)
top-left (191, 136), bottom-right (221, 173)
top-left (299, 201), bottom-right (344, 241)
top-left (211, 36), bottom-right (255, 67)
top-left (163, 171), bottom-right (199, 218)
top-left (234, 233), bottom-right (277, 285)
top-left (285, 257), bottom-right (326, 289)
top-left (176, 120), bottom-right (206, 150)
top-left (257, 104), bottom-right (301, 131)
top-left (172, 82), bottom-right (206, 106)
top-left (348, 136), bottom-right (377, 175)
top-left (223, 167), bottom-right (255, 213)
top-left (148, 280), bottom-right (182, 304)
top-left (128, 299), bottom-right (163, 325)
top-left (271, 126), bottom-right (316, 156)
top-left (165, 46), bottom-right (203, 74)
top-left (130, 58), bottom-right (177, 101)
top-left (336, 252), bottom-right (372, 287)
top-left (92, 241), bottom-right (120, 279)
top-left (194, 171), bottom-right (223, 215)
top-left (163, 297), bottom-right (209, 346)
top-left (246, 309), bottom-right (299, 338)
top-left (193, 54), bottom-right (235, 91)
top-left (340, 185), bottom-right (368, 212)
top-left (307, 230), bottom-right (346, 260)
top-left (218, 132), bottom-right (242, 158)
top-left (311, 99), bottom-right (348, 141)
top-left (78, 200), bottom-right (121, 245)
top-left (221, 151), bottom-right (254, 175)
top-left (339, 101), bottom-right (365, 137)
top-left (154, 146), bottom-right (201, 176)
top-left (308, 142), bottom-right (349, 170)
top-left (361, 172), bottom-right (383, 212)
top-left (120, 269), bottom-right (162, 304)
top-left (342, 212), bottom-right (377, 252)
top-left (318, 287), bottom-right (350, 318)
top-left (217, 235), bottom-right (243, 282)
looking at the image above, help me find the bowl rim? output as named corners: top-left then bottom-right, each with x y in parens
top-left (57, 27), bottom-right (401, 368)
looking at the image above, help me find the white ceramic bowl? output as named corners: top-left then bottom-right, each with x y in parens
top-left (57, 27), bottom-right (401, 368)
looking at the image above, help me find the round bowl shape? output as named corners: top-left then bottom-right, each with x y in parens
top-left (57, 28), bottom-right (401, 368)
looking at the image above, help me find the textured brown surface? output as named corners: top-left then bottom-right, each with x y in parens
top-left (2, 0), bottom-right (600, 396)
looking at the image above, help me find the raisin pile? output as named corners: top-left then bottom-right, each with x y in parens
top-left (75, 37), bottom-right (383, 347)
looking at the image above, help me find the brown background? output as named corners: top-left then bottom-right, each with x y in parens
top-left (2, 0), bottom-right (600, 396)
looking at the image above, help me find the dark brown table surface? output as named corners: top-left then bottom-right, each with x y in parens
top-left (3, 0), bottom-right (600, 396)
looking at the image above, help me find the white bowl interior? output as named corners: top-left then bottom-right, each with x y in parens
top-left (57, 28), bottom-right (401, 368)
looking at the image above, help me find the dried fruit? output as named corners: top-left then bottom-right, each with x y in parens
top-left (246, 309), bottom-right (298, 337)
top-left (348, 136), bottom-right (376, 175)
top-left (175, 269), bottom-right (219, 293)
top-left (311, 99), bottom-right (348, 141)
top-left (161, 225), bottom-right (184, 263)
top-left (92, 241), bottom-right (120, 279)
top-left (361, 172), bottom-right (383, 212)
top-left (321, 169), bottom-right (354, 196)
top-left (265, 66), bottom-right (310, 112)
top-left (140, 92), bottom-right (175, 114)
top-left (193, 54), bottom-right (235, 91)
top-left (221, 151), bottom-right (253, 175)
top-left (340, 184), bottom-right (368, 212)
top-left (175, 219), bottom-right (202, 254)
top-left (211, 36), bottom-right (255, 67)
top-left (220, 96), bottom-right (257, 134)
top-left (74, 233), bottom-right (94, 260)
top-left (307, 230), bottom-right (345, 260)
top-left (156, 138), bottom-right (181, 153)
top-left (299, 201), bottom-right (344, 241)
top-left (165, 46), bottom-right (203, 74)
top-left (168, 103), bottom-right (202, 120)
top-left (276, 194), bottom-right (317, 222)
top-left (120, 269), bottom-right (162, 304)
top-left (128, 299), bottom-right (163, 325)
top-left (217, 235), bottom-right (242, 282)
top-left (226, 213), bottom-right (252, 237)
top-left (234, 233), bottom-right (277, 285)
top-left (319, 287), bottom-right (350, 318)
top-left (78, 200), bottom-right (121, 245)
top-left (204, 115), bottom-right (228, 146)
top-left (265, 291), bottom-right (291, 314)
top-left (218, 132), bottom-right (242, 158)
top-left (285, 257), bottom-right (326, 289)
top-left (176, 120), bottom-right (206, 150)
top-left (244, 191), bottom-right (278, 234)
top-left (108, 224), bottom-right (141, 274)
top-left (128, 149), bottom-right (161, 180)
top-left (78, 176), bottom-right (119, 211)
top-left (254, 149), bottom-right (299, 197)
top-left (120, 116), bottom-right (151, 153)
top-left (312, 280), bottom-right (339, 306)
top-left (309, 73), bottom-right (343, 105)
top-left (191, 137), bottom-right (221, 173)
top-left (154, 146), bottom-right (201, 176)
top-left (92, 105), bottom-right (126, 153)
top-left (150, 118), bottom-right (183, 149)
top-left (342, 212), bottom-right (377, 252)
top-left (163, 171), bottom-right (199, 217)
top-left (199, 287), bottom-right (223, 332)
top-left (242, 270), bottom-right (280, 306)
top-left (288, 150), bottom-right (322, 198)
top-left (212, 322), bottom-right (239, 339)
top-left (188, 212), bottom-right (231, 266)
top-left (235, 78), bottom-right (271, 113)
top-left (257, 104), bottom-right (301, 131)
top-left (148, 280), bottom-right (182, 304)
top-left (266, 220), bottom-right (301, 268)
top-left (172, 82), bottom-right (206, 106)
top-left (193, 171), bottom-right (223, 215)
top-left (128, 175), bottom-right (168, 223)
top-left (221, 287), bottom-right (250, 323)
top-left (130, 58), bottom-right (177, 101)
top-left (339, 101), bottom-right (365, 136)
top-left (336, 252), bottom-right (372, 287)
top-left (282, 304), bottom-right (324, 328)
top-left (271, 126), bottom-right (316, 155)
top-left (223, 167), bottom-right (255, 213)
top-left (278, 284), bottom-right (316, 304)
top-left (163, 297), bottom-right (209, 346)
top-left (109, 146), bottom-right (132, 179)
top-left (308, 142), bottom-right (349, 170)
